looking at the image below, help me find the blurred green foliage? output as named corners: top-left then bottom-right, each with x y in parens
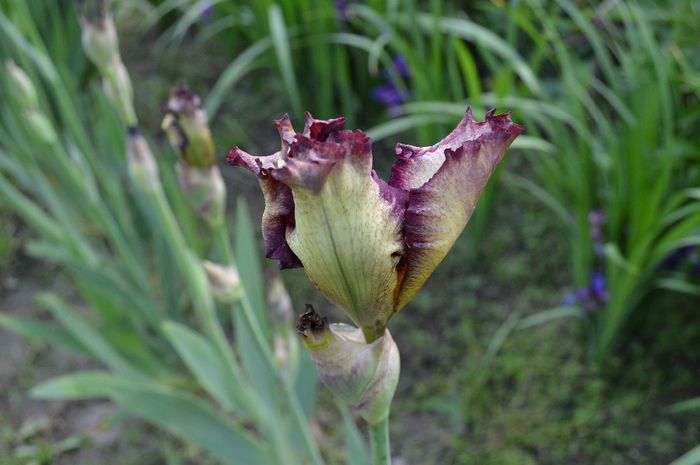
top-left (1, 0), bottom-right (700, 464)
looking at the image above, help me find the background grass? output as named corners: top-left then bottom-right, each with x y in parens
top-left (1, 0), bottom-right (699, 464)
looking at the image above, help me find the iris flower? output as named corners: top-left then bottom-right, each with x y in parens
top-left (228, 108), bottom-right (523, 342)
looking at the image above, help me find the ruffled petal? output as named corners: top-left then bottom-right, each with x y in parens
top-left (227, 147), bottom-right (302, 269)
top-left (391, 109), bottom-right (524, 310)
top-left (389, 107), bottom-right (508, 190)
top-left (283, 121), bottom-right (405, 335)
top-left (229, 109), bottom-right (523, 331)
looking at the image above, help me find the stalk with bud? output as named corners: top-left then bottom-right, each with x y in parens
top-left (161, 88), bottom-right (226, 228)
top-left (230, 110), bottom-right (523, 463)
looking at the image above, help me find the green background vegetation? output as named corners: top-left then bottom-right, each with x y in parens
top-left (1, 0), bottom-right (699, 464)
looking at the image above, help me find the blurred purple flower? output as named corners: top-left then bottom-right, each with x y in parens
top-left (201, 2), bottom-right (214, 21)
top-left (590, 269), bottom-right (608, 303)
top-left (662, 245), bottom-right (696, 270)
top-left (393, 55), bottom-right (410, 78)
top-left (562, 269), bottom-right (608, 312)
top-left (371, 86), bottom-right (404, 107)
top-left (335, 0), bottom-right (348, 20)
top-left (372, 55), bottom-right (412, 117)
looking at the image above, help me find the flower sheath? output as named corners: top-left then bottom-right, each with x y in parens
top-left (228, 108), bottom-right (523, 341)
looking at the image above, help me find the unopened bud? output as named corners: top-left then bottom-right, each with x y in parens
top-left (5, 60), bottom-right (39, 109)
top-left (266, 273), bottom-right (299, 380)
top-left (298, 305), bottom-right (400, 425)
top-left (126, 127), bottom-right (160, 192)
top-left (76, 0), bottom-right (118, 72)
top-left (273, 332), bottom-right (300, 382)
top-left (267, 272), bottom-right (294, 323)
top-left (202, 260), bottom-right (241, 303)
top-left (175, 162), bottom-right (226, 227)
top-left (161, 88), bottom-right (215, 168)
top-left (102, 58), bottom-right (137, 126)
top-left (23, 110), bottom-right (57, 144)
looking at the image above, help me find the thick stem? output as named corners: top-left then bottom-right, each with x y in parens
top-left (369, 415), bottom-right (392, 465)
top-left (361, 323), bottom-right (386, 344)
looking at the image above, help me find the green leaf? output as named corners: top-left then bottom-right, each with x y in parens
top-left (234, 200), bottom-right (267, 322)
top-left (366, 114), bottom-right (456, 142)
top-left (162, 321), bottom-right (242, 412)
top-left (656, 278), bottom-right (700, 296)
top-left (604, 243), bottom-right (640, 275)
top-left (33, 372), bottom-right (271, 465)
top-left (668, 397), bottom-right (700, 414)
top-left (205, 38), bottom-right (272, 119)
top-left (340, 406), bottom-right (370, 465)
top-left (37, 294), bottom-right (144, 380)
top-left (671, 445), bottom-right (700, 465)
top-left (294, 349), bottom-right (319, 419)
top-left (268, 4), bottom-right (302, 116)
top-left (411, 13), bottom-right (541, 96)
top-left (0, 313), bottom-right (87, 355)
top-left (505, 173), bottom-right (570, 226)
top-left (0, 13), bottom-right (57, 82)
top-left (516, 306), bottom-right (583, 330)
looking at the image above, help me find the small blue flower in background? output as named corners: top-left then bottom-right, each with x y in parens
top-left (662, 245), bottom-right (696, 270)
top-left (334, 0), bottom-right (349, 21)
top-left (201, 2), bottom-right (214, 22)
top-left (372, 55), bottom-right (412, 117)
top-left (371, 86), bottom-right (410, 117)
top-left (385, 54), bottom-right (410, 80)
top-left (562, 209), bottom-right (609, 311)
top-left (562, 268), bottom-right (608, 312)
top-left (589, 270), bottom-right (608, 302)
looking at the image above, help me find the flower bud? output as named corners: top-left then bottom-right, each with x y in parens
top-left (273, 332), bottom-right (300, 382)
top-left (298, 305), bottom-right (400, 425)
top-left (5, 60), bottom-right (39, 109)
top-left (267, 272), bottom-right (294, 323)
top-left (162, 88), bottom-right (215, 169)
top-left (202, 260), bottom-right (241, 303)
top-left (175, 162), bottom-right (226, 227)
top-left (76, 0), bottom-right (118, 73)
top-left (126, 127), bottom-right (160, 192)
top-left (267, 273), bottom-right (299, 380)
top-left (102, 58), bottom-right (137, 126)
top-left (23, 110), bottom-right (57, 144)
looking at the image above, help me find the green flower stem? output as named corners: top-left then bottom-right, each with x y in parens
top-left (369, 415), bottom-right (392, 465)
top-left (361, 324), bottom-right (387, 345)
top-left (212, 222), bottom-right (326, 465)
top-left (147, 184), bottom-right (253, 415)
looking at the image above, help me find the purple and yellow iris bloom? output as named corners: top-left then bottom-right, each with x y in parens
top-left (228, 108), bottom-right (523, 342)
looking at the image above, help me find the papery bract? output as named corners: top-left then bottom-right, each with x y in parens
top-left (297, 305), bottom-right (399, 425)
top-left (229, 108), bottom-right (523, 340)
top-left (162, 88), bottom-right (216, 169)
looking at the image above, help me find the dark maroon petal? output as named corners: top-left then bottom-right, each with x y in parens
top-left (226, 146), bottom-right (280, 174)
top-left (302, 112), bottom-right (346, 141)
top-left (275, 114), bottom-right (296, 154)
top-left (227, 147), bottom-right (302, 269)
top-left (259, 177), bottom-right (302, 269)
top-left (392, 109), bottom-right (524, 310)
